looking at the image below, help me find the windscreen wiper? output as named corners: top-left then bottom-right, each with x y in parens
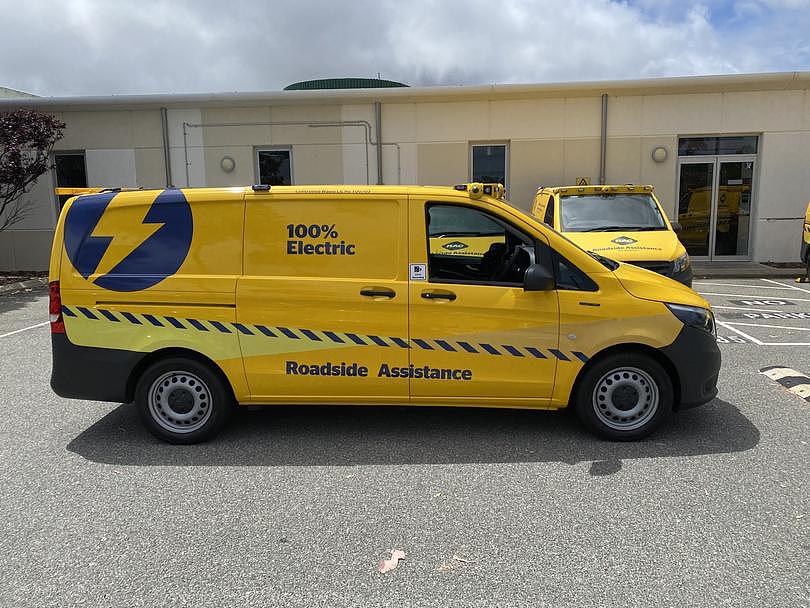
top-left (580, 226), bottom-right (647, 232)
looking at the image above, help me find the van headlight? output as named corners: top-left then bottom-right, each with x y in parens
top-left (666, 303), bottom-right (716, 337)
top-left (673, 253), bottom-right (690, 274)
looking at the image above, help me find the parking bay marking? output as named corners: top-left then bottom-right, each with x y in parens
top-left (760, 278), bottom-right (810, 294)
top-left (716, 321), bottom-right (764, 345)
top-left (716, 320), bottom-right (810, 347)
top-left (0, 321), bottom-right (49, 339)
top-left (722, 321), bottom-right (810, 332)
top-left (719, 311), bottom-right (810, 320)
top-left (713, 305), bottom-right (800, 314)
top-left (699, 291), bottom-right (810, 303)
top-left (727, 299), bottom-right (794, 306)
top-left (693, 281), bottom-right (800, 291)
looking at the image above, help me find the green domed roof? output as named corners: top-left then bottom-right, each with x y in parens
top-left (284, 78), bottom-right (408, 91)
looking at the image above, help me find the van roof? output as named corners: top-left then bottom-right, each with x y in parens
top-left (56, 182), bottom-right (508, 201)
top-left (539, 185), bottom-right (655, 195)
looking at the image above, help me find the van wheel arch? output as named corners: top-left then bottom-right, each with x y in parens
top-left (125, 348), bottom-right (235, 404)
top-left (570, 343), bottom-right (682, 410)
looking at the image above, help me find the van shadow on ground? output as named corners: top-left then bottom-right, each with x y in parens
top-left (67, 399), bottom-right (759, 475)
top-left (0, 286), bottom-right (47, 315)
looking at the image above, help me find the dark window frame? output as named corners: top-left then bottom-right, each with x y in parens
top-left (543, 194), bottom-right (555, 227)
top-left (553, 251), bottom-right (599, 292)
top-left (53, 151), bottom-right (88, 210)
top-left (677, 135), bottom-right (759, 157)
top-left (255, 146), bottom-right (294, 185)
top-left (469, 142), bottom-right (509, 188)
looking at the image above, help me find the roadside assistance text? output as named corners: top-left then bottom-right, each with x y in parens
top-left (285, 361), bottom-right (473, 380)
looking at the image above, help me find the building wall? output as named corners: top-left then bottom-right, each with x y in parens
top-left (2, 81), bottom-right (809, 270)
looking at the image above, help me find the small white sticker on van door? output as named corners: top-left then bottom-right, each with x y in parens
top-left (409, 263), bottom-right (426, 281)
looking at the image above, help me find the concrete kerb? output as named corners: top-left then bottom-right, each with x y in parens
top-left (692, 262), bottom-right (805, 280)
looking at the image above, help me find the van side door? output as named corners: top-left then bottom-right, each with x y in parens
top-left (237, 191), bottom-right (409, 403)
top-left (407, 197), bottom-right (561, 405)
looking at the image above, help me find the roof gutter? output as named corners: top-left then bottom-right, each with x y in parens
top-left (0, 72), bottom-right (806, 110)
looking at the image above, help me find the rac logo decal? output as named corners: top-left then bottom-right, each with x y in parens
top-left (63, 189), bottom-right (193, 292)
top-left (442, 240), bottom-right (469, 251)
top-left (610, 236), bottom-right (638, 246)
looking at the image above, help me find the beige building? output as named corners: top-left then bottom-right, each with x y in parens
top-left (1, 71), bottom-right (809, 270)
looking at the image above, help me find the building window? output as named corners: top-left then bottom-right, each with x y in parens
top-left (256, 148), bottom-right (293, 185)
top-left (54, 152), bottom-right (87, 209)
top-left (678, 136), bottom-right (758, 156)
top-left (470, 143), bottom-right (508, 186)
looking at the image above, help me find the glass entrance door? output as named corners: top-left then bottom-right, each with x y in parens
top-left (714, 160), bottom-right (753, 257)
top-left (677, 161), bottom-right (714, 257)
top-left (677, 157), bottom-right (756, 260)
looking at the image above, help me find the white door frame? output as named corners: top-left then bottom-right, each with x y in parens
top-left (676, 155), bottom-right (757, 261)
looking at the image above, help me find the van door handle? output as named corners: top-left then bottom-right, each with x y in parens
top-left (360, 288), bottom-right (396, 298)
top-left (421, 290), bottom-right (457, 301)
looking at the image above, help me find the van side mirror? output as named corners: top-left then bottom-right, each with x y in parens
top-left (671, 221), bottom-right (683, 233)
top-left (523, 263), bottom-right (555, 291)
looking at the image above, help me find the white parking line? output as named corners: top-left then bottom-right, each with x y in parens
top-left (698, 292), bottom-right (810, 302)
top-left (713, 306), bottom-right (794, 314)
top-left (723, 321), bottom-right (810, 332)
top-left (761, 278), bottom-right (810, 294)
top-left (694, 281), bottom-right (798, 290)
top-left (0, 321), bottom-right (49, 339)
top-left (716, 320), bottom-right (764, 345)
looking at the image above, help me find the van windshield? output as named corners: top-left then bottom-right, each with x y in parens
top-left (559, 194), bottom-right (667, 232)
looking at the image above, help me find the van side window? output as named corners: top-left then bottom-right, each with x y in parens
top-left (555, 253), bottom-right (598, 291)
top-left (425, 204), bottom-right (535, 286)
top-left (543, 195), bottom-right (555, 226)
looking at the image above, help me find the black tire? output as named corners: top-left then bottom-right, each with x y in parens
top-left (134, 357), bottom-right (234, 444)
top-left (573, 352), bottom-right (673, 441)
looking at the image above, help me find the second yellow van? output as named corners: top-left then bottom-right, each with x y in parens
top-left (532, 185), bottom-right (692, 286)
top-left (49, 183), bottom-right (720, 444)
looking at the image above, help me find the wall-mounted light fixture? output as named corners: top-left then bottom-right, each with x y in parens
top-left (220, 156), bottom-right (236, 173)
top-left (651, 146), bottom-right (668, 163)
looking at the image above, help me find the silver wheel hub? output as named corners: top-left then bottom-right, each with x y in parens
top-left (148, 371), bottom-right (212, 434)
top-left (592, 366), bottom-right (659, 431)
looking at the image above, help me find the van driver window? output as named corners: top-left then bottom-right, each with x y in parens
top-left (426, 204), bottom-right (534, 285)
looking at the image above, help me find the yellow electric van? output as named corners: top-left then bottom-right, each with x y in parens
top-left (532, 185), bottom-right (692, 286)
top-left (50, 183), bottom-right (720, 444)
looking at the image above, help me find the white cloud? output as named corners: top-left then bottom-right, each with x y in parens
top-left (0, 0), bottom-right (807, 96)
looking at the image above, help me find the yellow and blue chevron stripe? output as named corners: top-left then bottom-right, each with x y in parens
top-left (62, 305), bottom-right (589, 363)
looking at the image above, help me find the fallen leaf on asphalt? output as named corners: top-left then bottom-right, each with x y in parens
top-left (378, 549), bottom-right (406, 573)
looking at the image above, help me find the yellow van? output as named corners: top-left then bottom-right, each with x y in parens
top-left (49, 183), bottom-right (720, 443)
top-left (532, 185), bottom-right (692, 286)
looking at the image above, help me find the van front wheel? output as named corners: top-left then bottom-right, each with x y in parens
top-left (574, 353), bottom-right (673, 440)
top-left (134, 357), bottom-right (233, 444)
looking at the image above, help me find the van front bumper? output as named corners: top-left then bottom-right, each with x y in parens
top-left (660, 326), bottom-right (721, 409)
top-left (51, 333), bottom-right (145, 403)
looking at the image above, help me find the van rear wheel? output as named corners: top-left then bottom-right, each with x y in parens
top-left (134, 357), bottom-right (233, 444)
top-left (574, 352), bottom-right (673, 441)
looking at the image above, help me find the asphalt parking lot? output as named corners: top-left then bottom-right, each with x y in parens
top-left (1, 279), bottom-right (808, 607)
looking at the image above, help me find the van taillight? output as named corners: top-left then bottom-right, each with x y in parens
top-left (49, 281), bottom-right (65, 334)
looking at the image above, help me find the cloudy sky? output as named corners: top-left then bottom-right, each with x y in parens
top-left (2, 0), bottom-right (809, 96)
